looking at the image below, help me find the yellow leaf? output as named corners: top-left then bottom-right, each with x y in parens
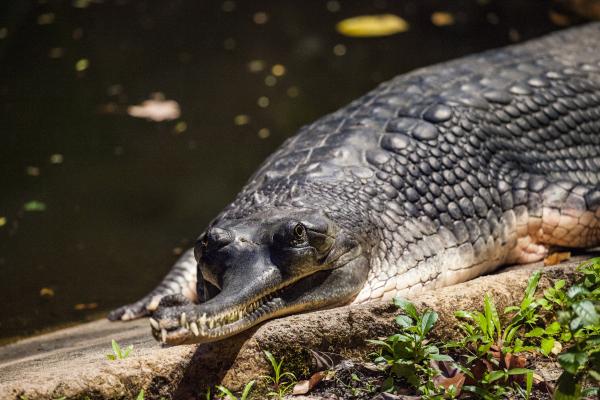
top-left (336, 14), bottom-right (409, 37)
top-left (40, 287), bottom-right (55, 297)
top-left (431, 12), bottom-right (455, 27)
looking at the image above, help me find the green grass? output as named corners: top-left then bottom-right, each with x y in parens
top-left (106, 339), bottom-right (133, 360)
top-left (261, 350), bottom-right (297, 399)
top-left (369, 259), bottom-right (600, 399)
top-left (216, 380), bottom-right (255, 400)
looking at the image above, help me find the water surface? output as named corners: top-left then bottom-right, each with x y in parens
top-left (0, 0), bottom-right (578, 339)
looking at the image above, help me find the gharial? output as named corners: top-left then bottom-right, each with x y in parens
top-left (109, 23), bottom-right (600, 345)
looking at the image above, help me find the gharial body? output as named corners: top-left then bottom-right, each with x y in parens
top-left (109, 23), bottom-right (600, 345)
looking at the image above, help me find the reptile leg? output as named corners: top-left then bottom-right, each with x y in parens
top-left (506, 177), bottom-right (600, 265)
top-left (108, 248), bottom-right (198, 321)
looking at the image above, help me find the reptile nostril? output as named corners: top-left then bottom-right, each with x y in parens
top-left (206, 227), bottom-right (233, 249)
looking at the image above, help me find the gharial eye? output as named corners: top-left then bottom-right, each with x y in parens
top-left (293, 223), bottom-right (305, 239)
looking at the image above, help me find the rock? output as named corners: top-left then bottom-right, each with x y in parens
top-left (0, 257), bottom-right (587, 400)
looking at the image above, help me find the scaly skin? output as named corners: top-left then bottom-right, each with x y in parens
top-left (109, 23), bottom-right (600, 345)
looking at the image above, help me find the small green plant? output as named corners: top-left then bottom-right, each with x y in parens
top-left (136, 389), bottom-right (144, 400)
top-left (261, 350), bottom-right (297, 399)
top-left (450, 280), bottom-right (537, 399)
top-left (369, 297), bottom-right (454, 398)
top-left (106, 339), bottom-right (133, 360)
top-left (215, 380), bottom-right (255, 400)
top-left (551, 259), bottom-right (600, 399)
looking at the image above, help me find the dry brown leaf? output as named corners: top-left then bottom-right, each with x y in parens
top-left (127, 93), bottom-right (181, 122)
top-left (74, 302), bottom-right (98, 310)
top-left (292, 371), bottom-right (325, 395)
top-left (431, 12), bottom-right (455, 26)
top-left (548, 10), bottom-right (572, 26)
top-left (544, 251), bottom-right (571, 266)
top-left (434, 372), bottom-right (465, 393)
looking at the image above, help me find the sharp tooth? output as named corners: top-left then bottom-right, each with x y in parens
top-left (199, 313), bottom-right (207, 326)
top-left (209, 319), bottom-right (215, 329)
top-left (161, 328), bottom-right (167, 343)
top-left (190, 322), bottom-right (200, 336)
top-left (180, 312), bottom-right (187, 326)
top-left (149, 318), bottom-right (160, 330)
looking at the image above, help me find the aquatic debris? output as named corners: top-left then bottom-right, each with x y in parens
top-left (509, 28), bottom-right (521, 42)
top-left (271, 64), bottom-right (285, 77)
top-left (265, 75), bottom-right (277, 87)
top-left (431, 12), bottom-right (455, 27)
top-left (257, 96), bottom-right (269, 108)
top-left (174, 121), bottom-right (187, 134)
top-left (234, 114), bottom-right (250, 126)
top-left (75, 58), bottom-right (89, 72)
top-left (336, 14), bottom-right (409, 37)
top-left (24, 201), bottom-right (46, 212)
top-left (222, 0), bottom-right (235, 13)
top-left (26, 166), bottom-right (40, 176)
top-left (286, 86), bottom-right (299, 98)
top-left (48, 47), bottom-right (64, 59)
top-left (333, 43), bottom-right (346, 56)
top-left (37, 13), bottom-right (55, 25)
top-left (50, 154), bottom-right (64, 164)
top-left (258, 128), bottom-right (270, 139)
top-left (74, 302), bottom-right (98, 310)
top-left (73, 0), bottom-right (93, 9)
top-left (548, 11), bottom-right (572, 27)
top-left (253, 11), bottom-right (268, 25)
top-left (0, 27), bottom-right (7, 39)
top-left (127, 93), bottom-right (181, 122)
top-left (326, 0), bottom-right (341, 13)
top-left (40, 287), bottom-right (55, 298)
top-left (248, 59), bottom-right (265, 73)
top-left (0, 217), bottom-right (6, 227)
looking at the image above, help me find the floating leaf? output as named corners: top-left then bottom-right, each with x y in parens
top-left (24, 201), bottom-right (46, 212)
top-left (127, 93), bottom-right (181, 122)
top-left (75, 58), bottom-right (89, 72)
top-left (39, 287), bottom-right (55, 297)
top-left (431, 12), bottom-right (455, 27)
top-left (336, 14), bottom-right (409, 37)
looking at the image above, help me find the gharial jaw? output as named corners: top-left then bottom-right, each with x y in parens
top-left (149, 209), bottom-right (369, 345)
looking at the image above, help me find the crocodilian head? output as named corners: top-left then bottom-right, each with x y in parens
top-left (150, 208), bottom-right (368, 345)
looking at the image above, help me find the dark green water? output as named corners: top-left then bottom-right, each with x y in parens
top-left (0, 0), bottom-right (580, 339)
